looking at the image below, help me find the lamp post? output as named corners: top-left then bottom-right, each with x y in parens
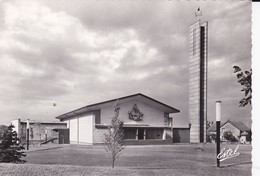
top-left (216, 101), bottom-right (221, 167)
top-left (45, 129), bottom-right (48, 142)
top-left (26, 119), bottom-right (30, 150)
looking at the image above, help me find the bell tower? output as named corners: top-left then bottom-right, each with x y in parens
top-left (189, 9), bottom-right (208, 143)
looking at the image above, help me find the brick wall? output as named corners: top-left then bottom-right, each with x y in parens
top-left (93, 127), bottom-right (108, 144)
top-left (19, 122), bottom-right (67, 144)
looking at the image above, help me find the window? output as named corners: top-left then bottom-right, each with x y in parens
top-left (164, 113), bottom-right (170, 126)
top-left (146, 129), bottom-right (163, 139)
top-left (124, 128), bottom-right (136, 139)
top-left (94, 110), bottom-right (101, 124)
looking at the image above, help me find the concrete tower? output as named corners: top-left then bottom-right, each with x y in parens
top-left (189, 20), bottom-right (208, 143)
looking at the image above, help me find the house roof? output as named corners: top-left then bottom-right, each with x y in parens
top-left (207, 120), bottom-right (250, 133)
top-left (55, 93), bottom-right (180, 121)
top-left (207, 122), bottom-right (225, 133)
top-left (226, 121), bottom-right (250, 131)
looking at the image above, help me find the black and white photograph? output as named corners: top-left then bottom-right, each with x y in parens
top-left (0, 0), bottom-right (254, 175)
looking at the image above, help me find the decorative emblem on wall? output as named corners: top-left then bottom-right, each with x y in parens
top-left (128, 104), bottom-right (143, 121)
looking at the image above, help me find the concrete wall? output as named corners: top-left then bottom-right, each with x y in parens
top-left (79, 115), bottom-right (93, 144)
top-left (65, 114), bottom-right (94, 144)
top-left (69, 118), bottom-right (78, 144)
top-left (165, 128), bottom-right (173, 142)
top-left (173, 128), bottom-right (190, 143)
top-left (100, 100), bottom-right (165, 126)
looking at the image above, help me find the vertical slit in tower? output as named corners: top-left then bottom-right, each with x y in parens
top-left (193, 29), bottom-right (196, 56)
top-left (200, 26), bottom-right (205, 143)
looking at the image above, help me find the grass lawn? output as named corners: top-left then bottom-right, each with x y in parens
top-left (0, 144), bottom-right (251, 176)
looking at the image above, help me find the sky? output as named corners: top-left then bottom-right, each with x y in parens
top-left (0, 0), bottom-right (251, 127)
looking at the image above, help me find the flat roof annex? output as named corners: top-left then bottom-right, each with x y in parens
top-left (20, 121), bottom-right (66, 125)
top-left (55, 93), bottom-right (180, 121)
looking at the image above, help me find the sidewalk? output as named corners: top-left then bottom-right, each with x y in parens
top-left (23, 144), bottom-right (68, 153)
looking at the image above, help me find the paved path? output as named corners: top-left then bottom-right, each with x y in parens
top-left (24, 144), bottom-right (67, 153)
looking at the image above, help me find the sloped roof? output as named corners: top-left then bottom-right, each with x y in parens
top-left (207, 120), bottom-right (250, 133)
top-left (228, 121), bottom-right (250, 131)
top-left (207, 122), bottom-right (225, 133)
top-left (55, 93), bottom-right (180, 120)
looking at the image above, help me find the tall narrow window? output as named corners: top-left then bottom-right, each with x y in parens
top-left (164, 113), bottom-right (169, 126)
top-left (94, 110), bottom-right (101, 124)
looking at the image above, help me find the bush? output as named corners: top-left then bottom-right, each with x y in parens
top-left (206, 134), bottom-right (216, 143)
top-left (223, 131), bottom-right (237, 142)
top-left (0, 124), bottom-right (26, 163)
top-left (246, 130), bottom-right (252, 143)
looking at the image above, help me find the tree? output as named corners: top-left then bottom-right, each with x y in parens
top-left (206, 121), bottom-right (214, 129)
top-left (104, 103), bottom-right (124, 168)
top-left (246, 130), bottom-right (252, 143)
top-left (30, 127), bottom-right (34, 146)
top-left (223, 131), bottom-right (237, 142)
top-left (0, 124), bottom-right (26, 163)
top-left (233, 66), bottom-right (252, 107)
top-left (211, 134), bottom-right (216, 142)
top-left (0, 125), bottom-right (8, 139)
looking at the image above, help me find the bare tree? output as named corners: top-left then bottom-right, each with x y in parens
top-left (104, 103), bottom-right (124, 168)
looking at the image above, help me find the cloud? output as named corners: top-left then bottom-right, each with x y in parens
top-left (0, 0), bottom-right (251, 126)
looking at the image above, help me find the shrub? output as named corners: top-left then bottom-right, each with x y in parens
top-left (0, 124), bottom-right (26, 163)
top-left (223, 131), bottom-right (237, 142)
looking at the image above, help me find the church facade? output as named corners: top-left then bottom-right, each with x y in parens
top-left (55, 93), bottom-right (181, 145)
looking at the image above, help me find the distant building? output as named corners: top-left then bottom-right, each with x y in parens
top-left (207, 120), bottom-right (251, 144)
top-left (0, 125), bottom-right (8, 142)
top-left (55, 93), bottom-right (189, 145)
top-left (12, 119), bottom-right (68, 145)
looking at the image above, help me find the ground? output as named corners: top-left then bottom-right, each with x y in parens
top-left (0, 144), bottom-right (251, 176)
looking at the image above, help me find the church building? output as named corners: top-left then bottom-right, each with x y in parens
top-left (55, 93), bottom-right (181, 145)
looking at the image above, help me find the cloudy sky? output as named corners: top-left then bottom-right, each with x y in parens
top-left (0, 0), bottom-right (251, 127)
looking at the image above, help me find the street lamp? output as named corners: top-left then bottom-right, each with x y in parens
top-left (216, 101), bottom-right (221, 167)
top-left (26, 119), bottom-right (30, 150)
top-left (45, 129), bottom-right (48, 142)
